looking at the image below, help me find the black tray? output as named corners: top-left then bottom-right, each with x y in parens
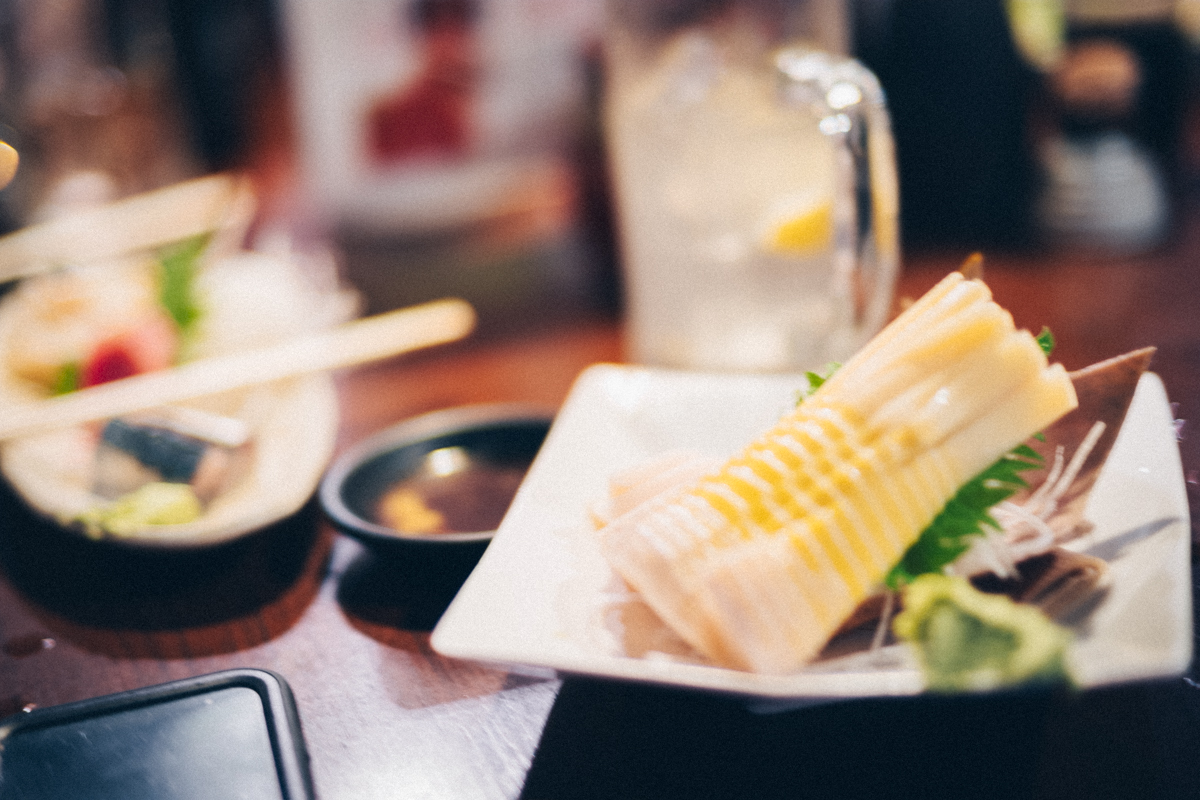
top-left (0, 668), bottom-right (314, 799)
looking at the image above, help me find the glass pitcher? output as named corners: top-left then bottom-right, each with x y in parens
top-left (603, 0), bottom-right (899, 372)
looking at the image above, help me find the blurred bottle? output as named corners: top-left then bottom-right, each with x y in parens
top-left (161, 0), bottom-right (285, 173)
top-left (853, 0), bottom-right (1040, 250)
top-left (853, 0), bottom-right (1192, 254)
top-left (0, 0), bottom-right (210, 229)
top-left (1028, 0), bottom-right (1191, 252)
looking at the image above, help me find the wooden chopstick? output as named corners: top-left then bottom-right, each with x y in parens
top-left (0, 297), bottom-right (476, 440)
top-left (0, 173), bottom-right (251, 283)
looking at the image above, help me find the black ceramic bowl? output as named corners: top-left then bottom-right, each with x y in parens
top-left (319, 404), bottom-right (553, 555)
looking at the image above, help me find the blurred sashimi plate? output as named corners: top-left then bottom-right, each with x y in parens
top-left (0, 175), bottom-right (355, 547)
top-left (432, 364), bottom-right (1192, 701)
top-left (0, 376), bottom-right (339, 548)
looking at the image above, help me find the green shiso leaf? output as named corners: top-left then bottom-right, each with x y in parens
top-left (1036, 327), bottom-right (1055, 356)
top-left (795, 363), bottom-right (840, 406)
top-left (157, 233), bottom-right (209, 338)
top-left (885, 444), bottom-right (1043, 590)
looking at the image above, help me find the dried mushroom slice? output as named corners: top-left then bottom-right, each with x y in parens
top-left (972, 548), bottom-right (1111, 623)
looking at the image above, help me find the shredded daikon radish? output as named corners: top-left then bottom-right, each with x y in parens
top-left (951, 420), bottom-right (1107, 578)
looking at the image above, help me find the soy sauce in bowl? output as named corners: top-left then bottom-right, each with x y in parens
top-left (374, 445), bottom-right (531, 535)
top-left (320, 405), bottom-right (553, 554)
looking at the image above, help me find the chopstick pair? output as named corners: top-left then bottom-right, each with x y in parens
top-left (0, 297), bottom-right (476, 441)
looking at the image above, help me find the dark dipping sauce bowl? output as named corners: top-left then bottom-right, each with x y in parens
top-left (319, 404), bottom-right (553, 558)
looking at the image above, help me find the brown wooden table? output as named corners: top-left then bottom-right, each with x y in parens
top-left (2, 221), bottom-right (1199, 798)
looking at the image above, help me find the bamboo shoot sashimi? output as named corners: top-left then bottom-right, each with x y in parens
top-left (939, 364), bottom-right (1077, 482)
top-left (869, 329), bottom-right (1046, 445)
top-left (596, 272), bottom-right (1078, 673)
top-left (822, 272), bottom-right (992, 398)
top-left (822, 270), bottom-right (974, 380)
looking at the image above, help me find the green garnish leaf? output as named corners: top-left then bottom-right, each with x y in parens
top-left (885, 443), bottom-right (1043, 590)
top-left (795, 363), bottom-right (840, 406)
top-left (1036, 327), bottom-right (1055, 356)
top-left (158, 233), bottom-right (209, 337)
top-left (52, 362), bottom-right (81, 395)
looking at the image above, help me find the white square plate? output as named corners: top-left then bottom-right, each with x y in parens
top-left (432, 365), bottom-right (1193, 700)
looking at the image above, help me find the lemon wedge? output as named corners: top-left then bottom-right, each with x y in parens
top-left (0, 141), bottom-right (17, 190)
top-left (764, 200), bottom-right (833, 254)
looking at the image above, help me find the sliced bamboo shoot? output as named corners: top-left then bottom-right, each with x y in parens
top-left (597, 272), bottom-right (1078, 673)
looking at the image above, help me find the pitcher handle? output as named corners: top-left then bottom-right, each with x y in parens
top-left (775, 49), bottom-right (900, 346)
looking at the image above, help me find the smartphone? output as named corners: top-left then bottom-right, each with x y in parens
top-left (0, 668), bottom-right (314, 799)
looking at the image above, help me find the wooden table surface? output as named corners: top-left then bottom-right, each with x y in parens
top-left (2, 218), bottom-right (1199, 799)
